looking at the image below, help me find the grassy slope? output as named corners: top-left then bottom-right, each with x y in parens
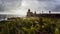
top-left (0, 17), bottom-right (60, 34)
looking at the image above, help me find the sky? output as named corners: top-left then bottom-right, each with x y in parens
top-left (0, 0), bottom-right (60, 16)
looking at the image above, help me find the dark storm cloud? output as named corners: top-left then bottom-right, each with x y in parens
top-left (52, 5), bottom-right (60, 12)
top-left (38, 0), bottom-right (54, 1)
top-left (37, 0), bottom-right (60, 12)
top-left (0, 0), bottom-right (22, 12)
top-left (0, 4), bottom-right (5, 11)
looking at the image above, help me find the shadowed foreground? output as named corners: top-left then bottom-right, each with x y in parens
top-left (0, 17), bottom-right (60, 34)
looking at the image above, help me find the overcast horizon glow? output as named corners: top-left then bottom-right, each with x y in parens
top-left (0, 0), bottom-right (60, 16)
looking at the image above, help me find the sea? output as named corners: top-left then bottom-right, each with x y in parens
top-left (0, 14), bottom-right (25, 21)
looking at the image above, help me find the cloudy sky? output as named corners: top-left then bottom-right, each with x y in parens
top-left (0, 0), bottom-right (60, 16)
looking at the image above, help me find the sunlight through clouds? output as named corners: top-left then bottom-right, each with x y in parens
top-left (0, 0), bottom-right (60, 16)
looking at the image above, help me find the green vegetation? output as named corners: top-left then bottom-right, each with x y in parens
top-left (0, 17), bottom-right (60, 34)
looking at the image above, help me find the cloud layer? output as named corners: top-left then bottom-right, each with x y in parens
top-left (0, 0), bottom-right (22, 12)
top-left (0, 0), bottom-right (60, 15)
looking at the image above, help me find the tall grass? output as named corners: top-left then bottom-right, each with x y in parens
top-left (0, 17), bottom-right (60, 34)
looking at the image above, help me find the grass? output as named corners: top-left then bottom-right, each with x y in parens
top-left (0, 17), bottom-right (60, 34)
